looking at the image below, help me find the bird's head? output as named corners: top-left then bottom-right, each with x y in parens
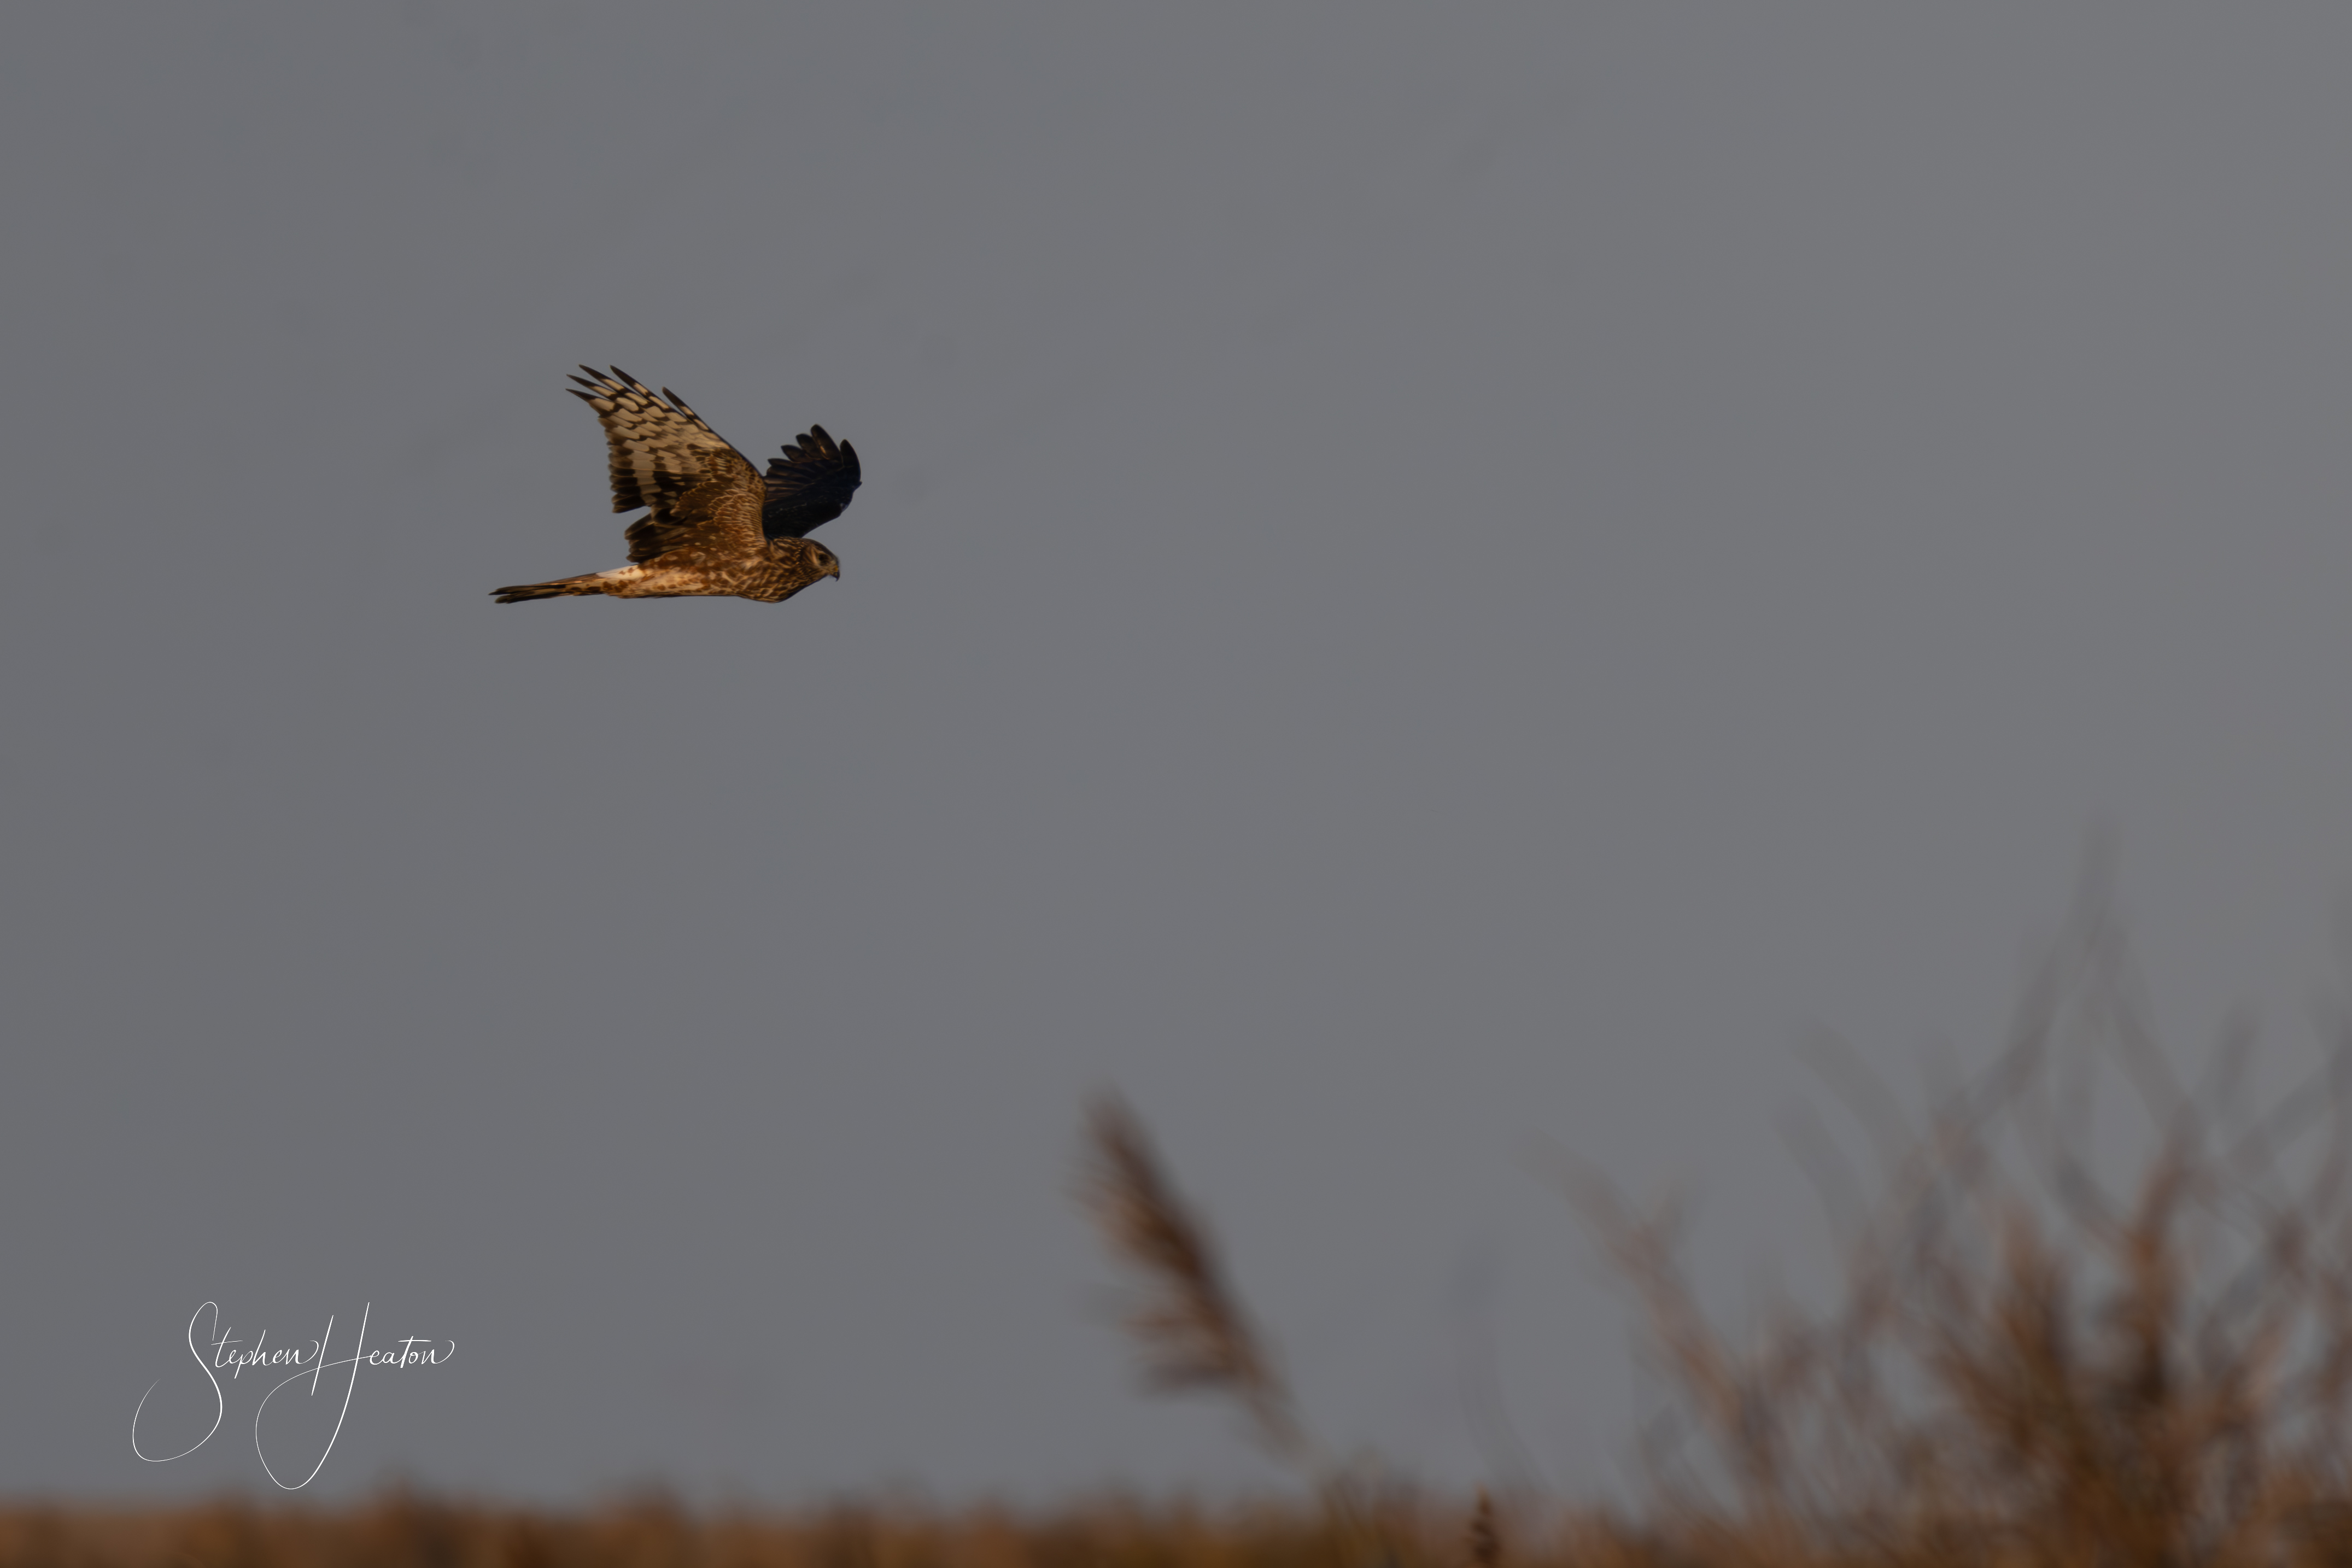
top-left (786, 539), bottom-right (841, 584)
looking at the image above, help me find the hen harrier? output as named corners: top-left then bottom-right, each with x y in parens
top-left (492, 367), bottom-right (862, 605)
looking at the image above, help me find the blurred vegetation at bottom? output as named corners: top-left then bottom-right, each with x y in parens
top-left (0, 1482), bottom-right (2341, 1568)
top-left (0, 1493), bottom-right (1573, 1568)
top-left (33, 879), bottom-right (2352, 1567)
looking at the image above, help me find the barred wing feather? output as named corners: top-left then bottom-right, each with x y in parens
top-left (567, 366), bottom-right (765, 565)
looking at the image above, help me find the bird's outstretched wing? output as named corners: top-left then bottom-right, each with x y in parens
top-left (569, 367), bottom-right (765, 565)
top-left (762, 425), bottom-right (862, 539)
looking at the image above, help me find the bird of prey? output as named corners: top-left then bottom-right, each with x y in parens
top-left (492, 367), bottom-right (862, 605)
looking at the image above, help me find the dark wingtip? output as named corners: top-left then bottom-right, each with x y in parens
top-left (778, 425), bottom-right (855, 469)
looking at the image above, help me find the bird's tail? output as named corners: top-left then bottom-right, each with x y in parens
top-left (490, 574), bottom-right (608, 605)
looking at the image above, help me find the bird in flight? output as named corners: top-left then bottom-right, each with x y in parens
top-left (493, 367), bottom-right (862, 605)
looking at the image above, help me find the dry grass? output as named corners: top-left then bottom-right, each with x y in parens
top-left (1079, 1096), bottom-right (1396, 1561)
top-left (1465, 1492), bottom-right (1501, 1568)
top-left (0, 1493), bottom-right (1576, 1568)
top-left (27, 891), bottom-right (2352, 1567)
top-left (1073, 883), bottom-right (2352, 1566)
top-left (1080, 1096), bottom-right (1309, 1472)
top-left (1548, 886), bottom-right (2352, 1566)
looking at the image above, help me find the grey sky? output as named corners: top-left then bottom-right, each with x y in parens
top-left (8, 2), bottom-right (2352, 1506)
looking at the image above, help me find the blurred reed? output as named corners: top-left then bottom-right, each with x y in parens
top-left (1079, 1095), bottom-right (1310, 1472)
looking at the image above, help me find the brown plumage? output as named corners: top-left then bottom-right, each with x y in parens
top-left (492, 367), bottom-right (862, 606)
